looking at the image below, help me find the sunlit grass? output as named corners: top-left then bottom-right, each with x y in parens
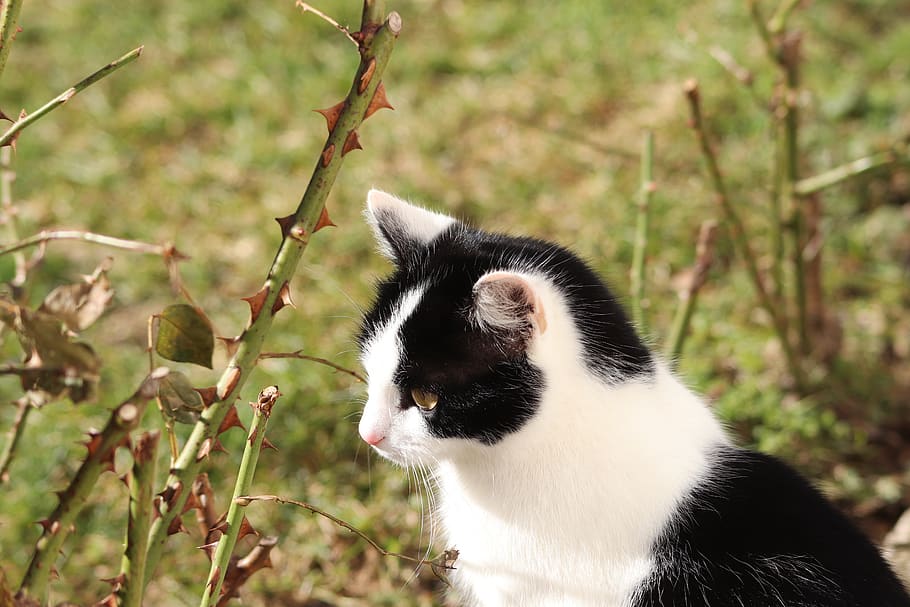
top-left (1, 0), bottom-right (908, 604)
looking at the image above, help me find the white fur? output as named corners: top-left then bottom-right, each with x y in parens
top-left (365, 189), bottom-right (457, 261)
top-left (361, 271), bottom-right (729, 606)
top-left (359, 198), bottom-right (729, 606)
top-left (359, 286), bottom-right (434, 456)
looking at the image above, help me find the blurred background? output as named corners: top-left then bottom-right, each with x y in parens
top-left (0, 0), bottom-right (908, 605)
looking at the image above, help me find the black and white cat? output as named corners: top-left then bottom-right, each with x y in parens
top-left (356, 189), bottom-right (910, 607)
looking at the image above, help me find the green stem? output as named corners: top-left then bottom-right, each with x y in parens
top-left (0, 398), bottom-right (30, 483)
top-left (0, 46), bottom-right (143, 148)
top-left (795, 149), bottom-right (907, 196)
top-left (0, 0), bottom-right (24, 81)
top-left (683, 79), bottom-right (805, 389)
top-left (142, 5), bottom-right (401, 587)
top-left (116, 431), bottom-right (161, 607)
top-left (630, 130), bottom-right (653, 332)
top-left (665, 221), bottom-right (717, 363)
top-left (16, 369), bottom-right (166, 605)
top-left (768, 0), bottom-right (801, 34)
top-left (199, 387), bottom-right (279, 607)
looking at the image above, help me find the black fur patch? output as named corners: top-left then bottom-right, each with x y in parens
top-left (634, 447), bottom-right (910, 606)
top-left (359, 222), bottom-right (654, 444)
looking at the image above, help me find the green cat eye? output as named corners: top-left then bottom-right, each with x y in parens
top-left (411, 387), bottom-right (439, 411)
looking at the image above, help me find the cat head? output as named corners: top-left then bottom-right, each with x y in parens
top-left (357, 190), bottom-right (652, 466)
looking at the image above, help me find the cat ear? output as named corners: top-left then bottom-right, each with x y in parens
top-left (472, 272), bottom-right (547, 337)
top-left (365, 189), bottom-right (458, 264)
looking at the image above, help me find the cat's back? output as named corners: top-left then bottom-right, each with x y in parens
top-left (635, 446), bottom-right (910, 607)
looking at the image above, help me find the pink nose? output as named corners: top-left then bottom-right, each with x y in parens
top-left (360, 428), bottom-right (385, 446)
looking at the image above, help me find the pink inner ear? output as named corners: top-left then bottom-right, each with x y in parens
top-left (475, 272), bottom-right (547, 334)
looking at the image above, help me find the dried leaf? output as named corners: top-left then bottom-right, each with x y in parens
top-left (157, 370), bottom-right (205, 425)
top-left (155, 304), bottom-right (214, 368)
top-left (39, 259), bottom-right (114, 331)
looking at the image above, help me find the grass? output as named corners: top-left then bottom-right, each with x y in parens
top-left (1, 0), bottom-right (909, 605)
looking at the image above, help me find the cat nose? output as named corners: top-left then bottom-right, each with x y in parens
top-left (360, 427), bottom-right (385, 446)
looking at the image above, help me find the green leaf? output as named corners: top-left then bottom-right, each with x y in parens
top-left (157, 370), bottom-right (205, 425)
top-left (154, 304), bottom-right (214, 368)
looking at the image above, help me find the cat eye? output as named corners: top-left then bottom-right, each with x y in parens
top-left (411, 387), bottom-right (439, 411)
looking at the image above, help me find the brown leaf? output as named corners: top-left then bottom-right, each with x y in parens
top-left (271, 281), bottom-right (295, 315)
top-left (39, 259), bottom-right (115, 331)
top-left (241, 286), bottom-right (269, 326)
top-left (313, 99), bottom-right (346, 133)
top-left (342, 130), bottom-right (362, 156)
top-left (365, 82), bottom-right (394, 120)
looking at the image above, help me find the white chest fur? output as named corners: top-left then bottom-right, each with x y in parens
top-left (434, 368), bottom-right (727, 607)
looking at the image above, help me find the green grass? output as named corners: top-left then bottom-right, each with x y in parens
top-left (1, 0), bottom-right (909, 605)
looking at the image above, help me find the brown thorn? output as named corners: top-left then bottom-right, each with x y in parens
top-left (217, 405), bottom-right (246, 435)
top-left (217, 367), bottom-right (242, 401)
top-left (181, 490), bottom-right (201, 515)
top-left (198, 540), bottom-right (219, 560)
top-left (212, 438), bottom-right (228, 455)
top-left (207, 566), bottom-right (222, 592)
top-left (167, 516), bottom-right (189, 536)
top-left (271, 281), bottom-right (295, 315)
top-left (238, 516), bottom-right (259, 541)
top-left (320, 143), bottom-right (335, 167)
top-left (241, 285), bottom-right (269, 326)
top-left (101, 573), bottom-right (126, 590)
top-left (216, 335), bottom-right (242, 358)
top-left (197, 437), bottom-right (214, 462)
top-left (92, 593), bottom-right (117, 607)
top-left (313, 206), bottom-right (336, 233)
top-left (365, 82), bottom-right (394, 120)
top-left (313, 99), bottom-right (346, 133)
top-left (342, 130), bottom-right (363, 156)
top-left (274, 213), bottom-right (295, 238)
top-left (358, 58), bottom-right (377, 94)
top-left (195, 386), bottom-right (219, 407)
top-left (262, 437), bottom-right (278, 452)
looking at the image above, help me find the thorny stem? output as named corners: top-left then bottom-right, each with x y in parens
top-left (0, 398), bottom-right (31, 483)
top-left (258, 350), bottom-right (365, 383)
top-left (683, 79), bottom-right (805, 389)
top-left (665, 221), bottom-right (718, 363)
top-left (142, 4), bottom-right (401, 586)
top-left (630, 130), bottom-right (653, 332)
top-left (116, 431), bottom-right (161, 607)
top-left (237, 494), bottom-right (458, 582)
top-left (199, 387), bottom-right (280, 607)
top-left (16, 370), bottom-right (167, 605)
top-left (0, 46), bottom-right (143, 148)
top-left (0, 0), bottom-right (24, 81)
